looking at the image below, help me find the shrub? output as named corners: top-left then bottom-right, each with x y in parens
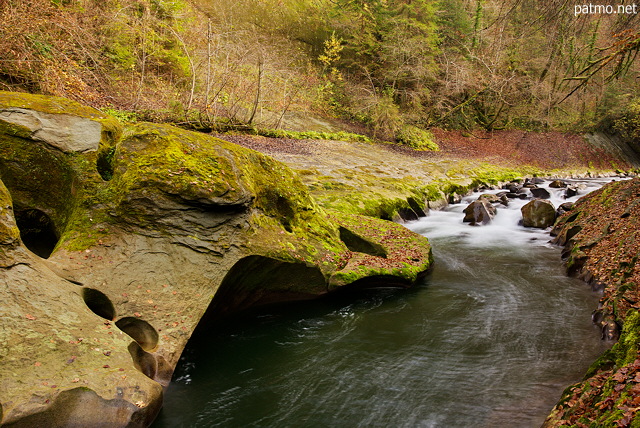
top-left (395, 125), bottom-right (439, 151)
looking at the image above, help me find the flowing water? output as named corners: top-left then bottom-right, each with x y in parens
top-left (153, 179), bottom-right (614, 428)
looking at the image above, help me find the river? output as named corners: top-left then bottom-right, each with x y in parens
top-left (152, 179), bottom-right (613, 428)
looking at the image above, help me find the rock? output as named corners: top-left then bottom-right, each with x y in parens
top-left (0, 92), bottom-right (120, 153)
top-left (396, 207), bottom-right (419, 222)
top-left (478, 193), bottom-right (508, 206)
top-left (505, 183), bottom-right (522, 193)
top-left (556, 202), bottom-right (574, 216)
top-left (0, 92), bottom-right (434, 426)
top-left (407, 197), bottom-right (428, 217)
top-left (530, 187), bottom-right (551, 199)
top-left (449, 192), bottom-right (462, 204)
top-left (551, 224), bottom-right (582, 246)
top-left (565, 185), bottom-right (579, 198)
top-left (427, 198), bottom-right (448, 211)
top-left (521, 199), bottom-right (556, 228)
top-left (463, 200), bottom-right (496, 225)
top-left (549, 180), bottom-right (567, 188)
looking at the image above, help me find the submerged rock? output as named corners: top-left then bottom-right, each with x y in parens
top-left (0, 92), bottom-right (433, 427)
top-left (521, 199), bottom-right (556, 228)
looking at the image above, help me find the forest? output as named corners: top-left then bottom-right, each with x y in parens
top-left (1, 0), bottom-right (639, 145)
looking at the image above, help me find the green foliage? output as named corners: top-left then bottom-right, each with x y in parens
top-left (258, 128), bottom-right (371, 143)
top-left (366, 90), bottom-right (403, 139)
top-left (100, 107), bottom-right (138, 124)
top-left (26, 34), bottom-right (53, 58)
top-left (436, 0), bottom-right (472, 51)
top-left (395, 125), bottom-right (439, 151)
top-left (614, 98), bottom-right (640, 144)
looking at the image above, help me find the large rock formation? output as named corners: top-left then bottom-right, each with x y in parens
top-left (0, 92), bottom-right (433, 426)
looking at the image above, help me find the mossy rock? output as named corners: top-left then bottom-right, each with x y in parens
top-left (0, 92), bottom-right (121, 256)
top-left (0, 91), bottom-right (121, 154)
top-left (0, 93), bottom-right (436, 427)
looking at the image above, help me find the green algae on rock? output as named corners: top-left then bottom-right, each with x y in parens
top-left (0, 92), bottom-right (433, 427)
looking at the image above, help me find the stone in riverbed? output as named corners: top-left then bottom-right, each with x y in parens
top-left (530, 187), bottom-right (551, 199)
top-left (556, 202), bottom-right (574, 216)
top-left (478, 193), bottom-right (508, 206)
top-left (521, 199), bottom-right (556, 228)
top-left (549, 180), bottom-right (567, 188)
top-left (463, 200), bottom-right (496, 225)
top-left (565, 185), bottom-right (579, 198)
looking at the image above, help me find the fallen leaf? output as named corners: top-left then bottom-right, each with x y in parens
top-left (25, 314), bottom-right (36, 320)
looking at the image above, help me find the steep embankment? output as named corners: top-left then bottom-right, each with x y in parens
top-left (544, 178), bottom-right (640, 427)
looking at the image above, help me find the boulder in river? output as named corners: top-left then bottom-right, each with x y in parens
top-left (556, 202), bottom-right (574, 217)
top-left (521, 199), bottom-right (556, 228)
top-left (478, 193), bottom-right (509, 206)
top-left (549, 180), bottom-right (567, 188)
top-left (530, 187), bottom-right (551, 199)
top-left (463, 200), bottom-right (497, 225)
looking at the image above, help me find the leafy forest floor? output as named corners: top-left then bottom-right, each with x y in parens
top-left (219, 128), bottom-right (634, 172)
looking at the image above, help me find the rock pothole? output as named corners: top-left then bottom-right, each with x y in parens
top-left (81, 288), bottom-right (116, 320)
top-left (96, 146), bottom-right (116, 181)
top-left (115, 317), bottom-right (159, 352)
top-left (127, 342), bottom-right (172, 385)
top-left (14, 208), bottom-right (58, 258)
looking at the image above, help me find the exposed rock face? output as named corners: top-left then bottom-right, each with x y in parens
top-left (521, 199), bottom-right (556, 228)
top-left (463, 200), bottom-right (496, 225)
top-left (0, 108), bottom-right (102, 153)
top-left (0, 92), bottom-right (433, 427)
top-left (0, 92), bottom-right (120, 154)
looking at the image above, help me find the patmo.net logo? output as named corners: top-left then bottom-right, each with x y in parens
top-left (574, 3), bottom-right (639, 16)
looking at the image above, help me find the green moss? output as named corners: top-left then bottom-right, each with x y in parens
top-left (0, 134), bottom-right (78, 234)
top-left (257, 128), bottom-right (372, 143)
top-left (395, 125), bottom-right (439, 151)
top-left (612, 310), bottom-right (640, 367)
